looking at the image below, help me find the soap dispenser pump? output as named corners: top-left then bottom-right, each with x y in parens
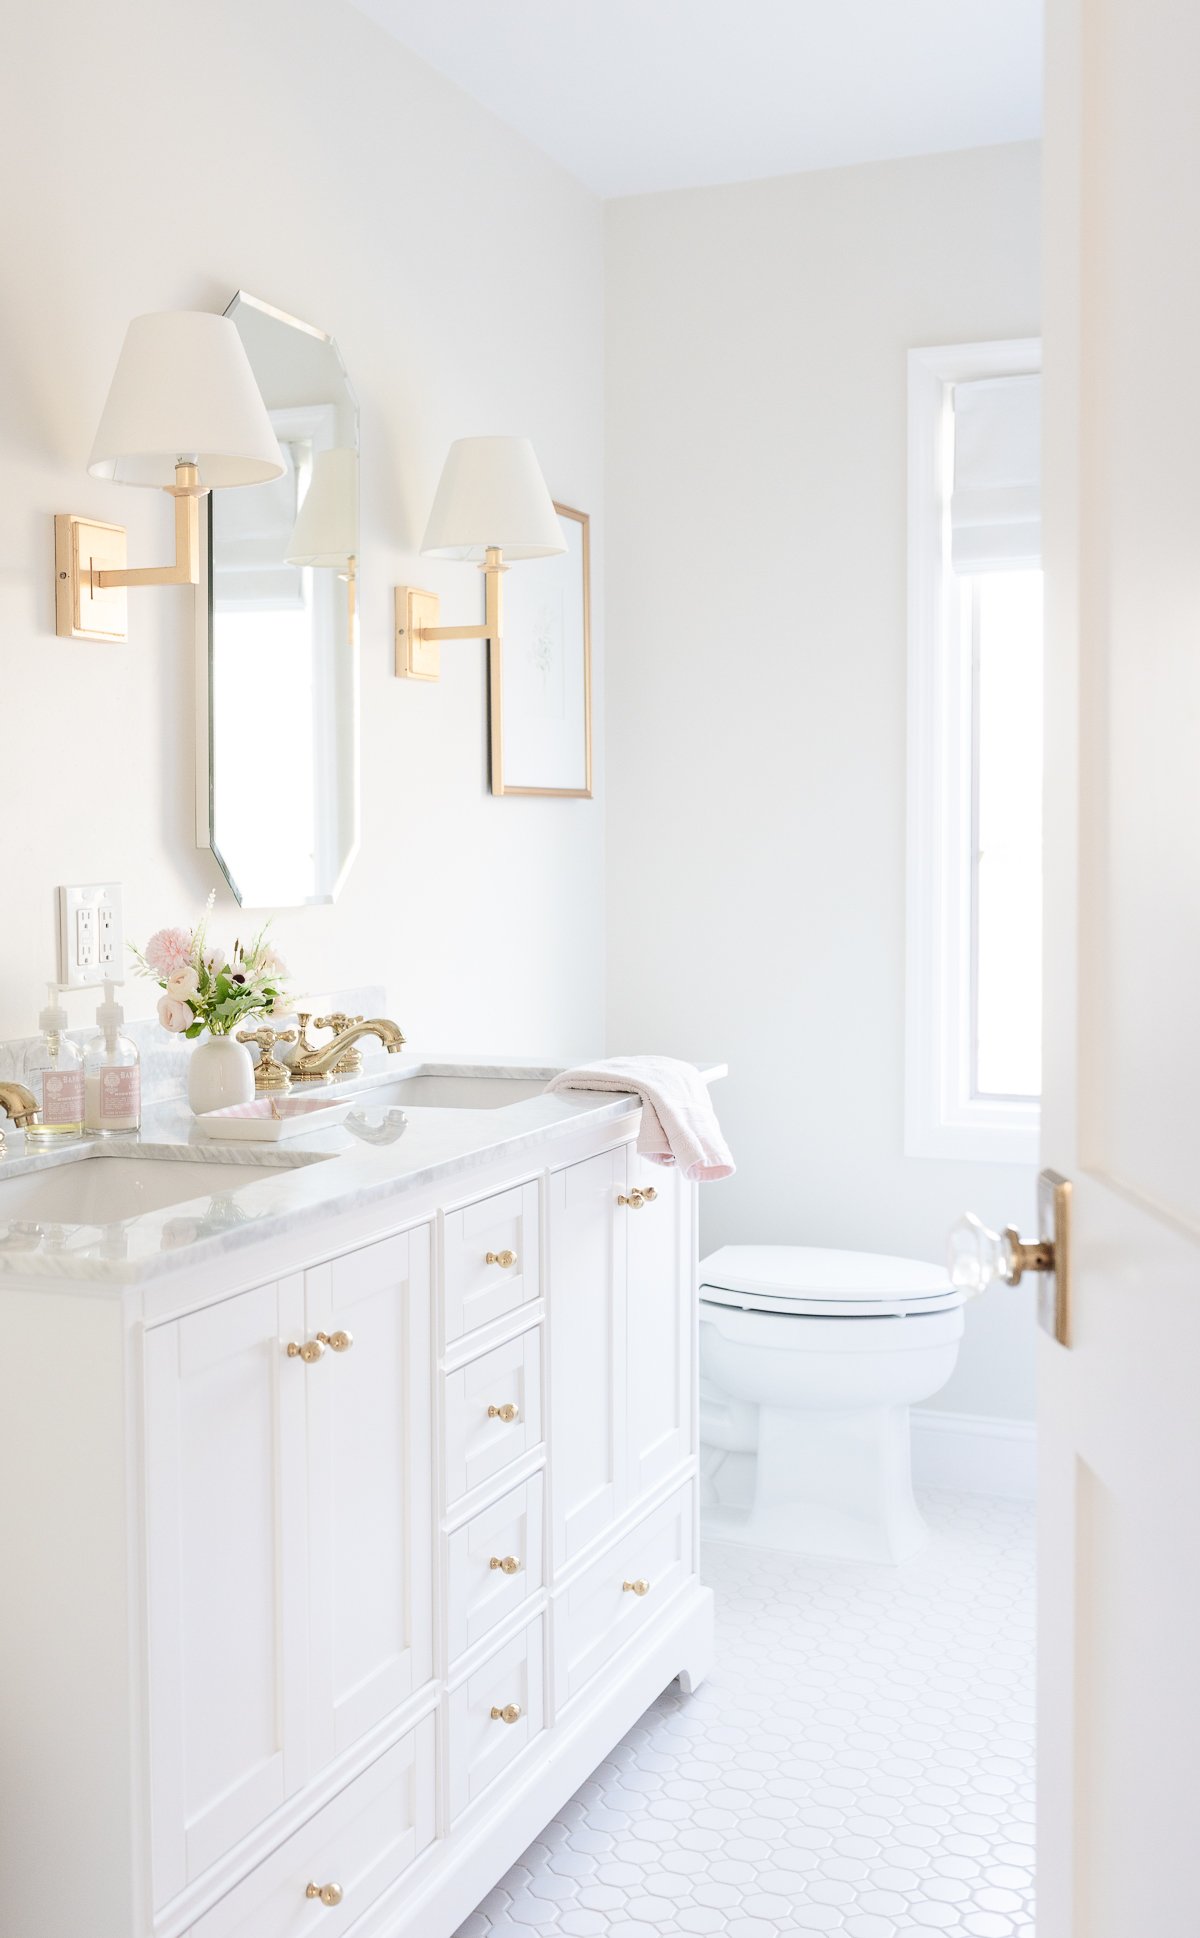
top-left (84, 980), bottom-right (141, 1136)
top-left (27, 983), bottom-right (85, 1145)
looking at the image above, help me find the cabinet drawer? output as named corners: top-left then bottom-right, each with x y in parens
top-left (447, 1614), bottom-right (546, 1823)
top-left (446, 1473), bottom-right (545, 1667)
top-left (186, 1716), bottom-right (435, 1938)
top-left (553, 1483), bottom-right (695, 1711)
top-left (443, 1326), bottom-right (542, 1507)
top-left (443, 1181), bottom-right (540, 1343)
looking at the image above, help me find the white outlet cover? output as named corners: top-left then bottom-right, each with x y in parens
top-left (57, 883), bottom-right (124, 989)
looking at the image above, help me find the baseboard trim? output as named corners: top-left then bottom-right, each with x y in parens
top-left (911, 1408), bottom-right (1036, 1500)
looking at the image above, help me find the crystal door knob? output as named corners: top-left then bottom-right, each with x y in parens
top-left (948, 1212), bottom-right (1055, 1293)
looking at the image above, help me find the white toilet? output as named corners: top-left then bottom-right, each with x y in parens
top-left (699, 1244), bottom-right (966, 1563)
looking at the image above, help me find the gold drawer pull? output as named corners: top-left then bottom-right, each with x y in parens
top-left (287, 1338), bottom-right (325, 1363)
top-left (485, 1248), bottom-right (518, 1268)
top-left (489, 1554), bottom-right (521, 1574)
top-left (305, 1881), bottom-right (344, 1907)
top-left (490, 1702), bottom-right (522, 1724)
top-left (618, 1186), bottom-right (657, 1209)
top-left (316, 1329), bottom-right (354, 1353)
top-left (623, 1577), bottom-right (651, 1597)
top-left (487, 1402), bottom-right (519, 1422)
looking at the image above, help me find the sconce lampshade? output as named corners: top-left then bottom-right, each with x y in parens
top-left (421, 436), bottom-right (565, 561)
top-left (285, 448), bottom-right (358, 567)
top-left (87, 311), bottom-right (284, 490)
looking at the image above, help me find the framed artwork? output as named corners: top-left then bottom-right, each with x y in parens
top-left (489, 503), bottom-right (593, 798)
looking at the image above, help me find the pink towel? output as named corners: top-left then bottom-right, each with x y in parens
top-left (547, 1056), bottom-right (734, 1182)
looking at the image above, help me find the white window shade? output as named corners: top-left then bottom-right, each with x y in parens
top-left (951, 372), bottom-right (1041, 572)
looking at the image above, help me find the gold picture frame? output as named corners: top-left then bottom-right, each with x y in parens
top-left (488, 503), bottom-right (593, 798)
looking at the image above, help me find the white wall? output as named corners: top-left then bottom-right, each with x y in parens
top-left (604, 144), bottom-right (1042, 1418)
top-left (0, 0), bottom-right (604, 1059)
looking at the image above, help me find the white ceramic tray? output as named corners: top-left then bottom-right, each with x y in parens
top-left (192, 1095), bottom-right (351, 1142)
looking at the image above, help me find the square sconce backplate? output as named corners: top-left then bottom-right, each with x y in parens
top-left (395, 586), bottom-right (441, 681)
top-left (55, 515), bottom-right (128, 641)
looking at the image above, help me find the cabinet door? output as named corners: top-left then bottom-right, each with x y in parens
top-left (307, 1228), bottom-right (433, 1769)
top-left (144, 1277), bottom-right (309, 1906)
top-left (625, 1156), bottom-right (693, 1503)
top-left (548, 1146), bottom-right (627, 1567)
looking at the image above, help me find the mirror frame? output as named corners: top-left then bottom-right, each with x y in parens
top-left (194, 291), bottom-right (361, 908)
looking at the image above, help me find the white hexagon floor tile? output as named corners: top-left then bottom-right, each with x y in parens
top-left (456, 1490), bottom-right (1034, 1938)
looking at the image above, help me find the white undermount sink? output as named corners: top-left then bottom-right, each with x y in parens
top-left (340, 1070), bottom-right (552, 1111)
top-left (0, 1154), bottom-right (314, 1226)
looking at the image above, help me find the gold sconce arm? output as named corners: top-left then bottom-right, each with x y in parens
top-left (55, 462), bottom-right (207, 641)
top-left (395, 547), bottom-right (506, 682)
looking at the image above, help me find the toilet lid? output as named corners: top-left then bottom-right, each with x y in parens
top-left (699, 1244), bottom-right (962, 1317)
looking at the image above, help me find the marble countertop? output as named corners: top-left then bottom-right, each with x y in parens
top-left (0, 1053), bottom-right (724, 1288)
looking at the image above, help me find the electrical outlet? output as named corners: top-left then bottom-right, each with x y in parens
top-left (57, 883), bottom-right (124, 988)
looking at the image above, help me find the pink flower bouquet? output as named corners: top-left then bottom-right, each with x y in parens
top-left (131, 893), bottom-right (289, 1039)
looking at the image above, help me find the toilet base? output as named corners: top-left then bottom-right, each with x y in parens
top-left (702, 1402), bottom-right (930, 1564)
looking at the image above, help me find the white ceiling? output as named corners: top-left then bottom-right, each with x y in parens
top-left (352, 0), bottom-right (1042, 199)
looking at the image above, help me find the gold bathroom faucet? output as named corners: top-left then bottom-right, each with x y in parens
top-left (0, 1081), bottom-right (40, 1157)
top-left (291, 1017), bottom-right (406, 1082)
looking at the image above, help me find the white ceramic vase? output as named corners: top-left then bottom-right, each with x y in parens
top-left (187, 1032), bottom-right (256, 1115)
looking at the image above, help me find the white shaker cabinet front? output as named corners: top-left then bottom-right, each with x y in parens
top-left (143, 1230), bottom-right (434, 1910)
top-left (144, 1276), bottom-right (313, 1903)
top-left (548, 1142), bottom-right (695, 1572)
top-left (547, 1145), bottom-right (628, 1566)
top-left (305, 1230), bottom-right (433, 1767)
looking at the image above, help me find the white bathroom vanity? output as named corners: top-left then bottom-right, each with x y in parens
top-left (0, 1060), bottom-right (716, 1938)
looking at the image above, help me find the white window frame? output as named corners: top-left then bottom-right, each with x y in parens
top-left (905, 337), bottom-right (1042, 1165)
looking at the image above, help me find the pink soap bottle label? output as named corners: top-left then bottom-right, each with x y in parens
top-left (43, 1068), bottom-right (83, 1122)
top-left (100, 1065), bottom-right (140, 1124)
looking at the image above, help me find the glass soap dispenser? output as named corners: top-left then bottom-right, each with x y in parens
top-left (26, 983), bottom-right (84, 1145)
top-left (84, 980), bottom-right (141, 1136)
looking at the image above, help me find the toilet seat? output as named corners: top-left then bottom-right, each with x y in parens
top-left (699, 1243), bottom-right (964, 1318)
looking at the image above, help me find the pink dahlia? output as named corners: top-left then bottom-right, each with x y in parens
top-left (144, 927), bottom-right (194, 979)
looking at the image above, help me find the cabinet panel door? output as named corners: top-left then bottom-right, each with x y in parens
top-left (307, 1228), bottom-right (433, 1768)
top-left (625, 1156), bottom-right (693, 1503)
top-left (443, 1180), bottom-right (541, 1344)
top-left (145, 1278), bottom-right (309, 1906)
top-left (548, 1146), bottom-right (627, 1567)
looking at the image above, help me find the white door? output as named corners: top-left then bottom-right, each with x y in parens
top-left (1038, 3), bottom-right (1200, 1930)
top-left (625, 1155), bottom-right (693, 1503)
top-left (306, 1228), bottom-right (434, 1768)
top-left (144, 1277), bottom-right (309, 1905)
top-left (548, 1145), bottom-right (628, 1565)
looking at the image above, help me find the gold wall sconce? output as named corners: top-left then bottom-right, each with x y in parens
top-left (55, 311), bottom-right (284, 641)
top-left (395, 436), bottom-right (565, 681)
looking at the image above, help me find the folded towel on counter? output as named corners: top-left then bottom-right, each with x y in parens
top-left (546, 1056), bottom-right (734, 1182)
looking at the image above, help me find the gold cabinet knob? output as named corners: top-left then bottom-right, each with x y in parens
top-left (622, 1578), bottom-right (651, 1597)
top-left (305, 1881), bottom-right (344, 1907)
top-left (489, 1554), bottom-right (521, 1574)
top-left (487, 1402), bottom-right (519, 1423)
top-left (485, 1249), bottom-right (518, 1268)
top-left (617, 1190), bottom-right (647, 1209)
top-left (287, 1338), bottom-right (325, 1363)
top-left (490, 1702), bottom-right (522, 1724)
top-left (641, 1186), bottom-right (658, 1202)
top-left (315, 1329), bottom-right (354, 1353)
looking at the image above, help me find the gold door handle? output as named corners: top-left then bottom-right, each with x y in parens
top-left (489, 1554), bottom-right (521, 1574)
top-left (949, 1170), bottom-right (1073, 1347)
top-left (485, 1249), bottom-right (518, 1267)
top-left (487, 1402), bottom-right (519, 1422)
top-left (623, 1578), bottom-right (651, 1596)
top-left (305, 1881), bottom-right (344, 1907)
top-left (490, 1702), bottom-right (522, 1724)
top-left (287, 1338), bottom-right (325, 1363)
top-left (315, 1329), bottom-right (354, 1353)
